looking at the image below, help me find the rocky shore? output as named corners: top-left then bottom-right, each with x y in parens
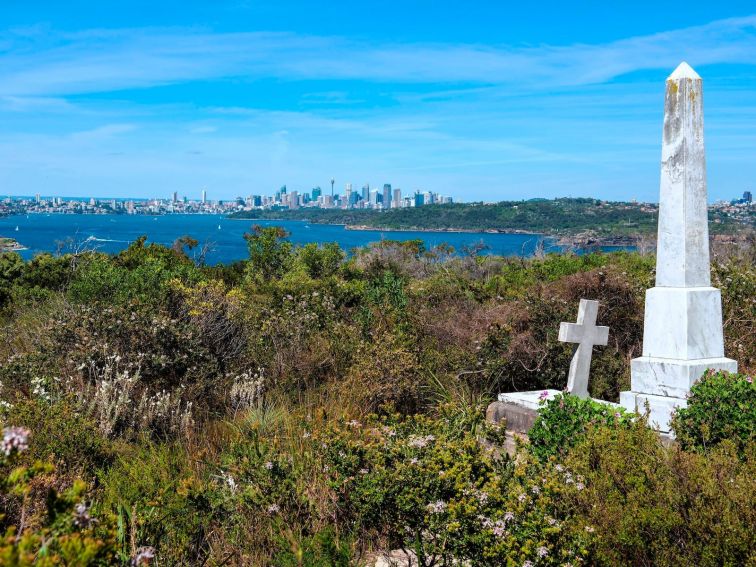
top-left (0, 237), bottom-right (27, 252)
top-left (345, 224), bottom-right (539, 235)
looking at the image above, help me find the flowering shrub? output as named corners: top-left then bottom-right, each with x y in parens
top-left (315, 412), bottom-right (593, 565)
top-left (0, 426), bottom-right (119, 566)
top-left (672, 371), bottom-right (755, 455)
top-left (528, 393), bottom-right (635, 461)
top-left (563, 420), bottom-right (756, 565)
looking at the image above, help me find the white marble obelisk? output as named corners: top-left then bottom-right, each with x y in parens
top-left (620, 62), bottom-right (737, 432)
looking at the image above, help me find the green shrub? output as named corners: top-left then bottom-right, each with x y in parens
top-left (564, 421), bottom-right (756, 566)
top-left (528, 393), bottom-right (635, 460)
top-left (96, 441), bottom-right (210, 565)
top-left (2, 397), bottom-right (114, 478)
top-left (672, 370), bottom-right (755, 455)
top-left (270, 528), bottom-right (352, 567)
top-left (0, 426), bottom-right (119, 566)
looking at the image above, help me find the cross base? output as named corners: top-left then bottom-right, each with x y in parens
top-left (487, 390), bottom-right (621, 435)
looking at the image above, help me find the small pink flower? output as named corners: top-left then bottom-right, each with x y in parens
top-left (538, 390), bottom-right (549, 401)
top-left (2, 426), bottom-right (29, 456)
top-left (131, 547), bottom-right (156, 566)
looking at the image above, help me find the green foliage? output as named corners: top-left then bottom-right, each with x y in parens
top-left (564, 422), bottom-right (756, 566)
top-left (96, 441), bottom-right (209, 565)
top-left (0, 428), bottom-right (118, 566)
top-left (245, 225), bottom-right (293, 281)
top-left (0, 234), bottom-right (753, 564)
top-left (296, 242), bottom-right (345, 279)
top-left (3, 397), bottom-right (114, 477)
top-left (232, 198), bottom-right (663, 235)
top-left (672, 371), bottom-right (755, 455)
top-left (271, 528), bottom-right (352, 567)
top-left (20, 253), bottom-right (73, 292)
top-left (0, 252), bottom-right (24, 309)
top-left (528, 393), bottom-right (635, 461)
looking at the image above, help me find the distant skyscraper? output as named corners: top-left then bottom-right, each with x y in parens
top-left (383, 184), bottom-right (391, 209)
top-left (414, 191), bottom-right (424, 207)
top-left (744, 191), bottom-right (753, 204)
top-left (172, 191), bottom-right (178, 203)
top-left (201, 189), bottom-right (207, 204)
top-left (312, 187), bottom-right (322, 200)
top-left (393, 188), bottom-right (401, 209)
top-left (362, 184), bottom-right (370, 202)
top-left (289, 191), bottom-right (299, 209)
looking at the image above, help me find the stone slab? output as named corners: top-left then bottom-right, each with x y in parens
top-left (630, 356), bottom-right (738, 398)
top-left (620, 391), bottom-right (688, 433)
top-left (497, 389), bottom-right (561, 410)
top-left (489, 391), bottom-right (621, 434)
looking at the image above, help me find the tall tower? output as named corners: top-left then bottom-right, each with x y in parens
top-left (620, 63), bottom-right (737, 433)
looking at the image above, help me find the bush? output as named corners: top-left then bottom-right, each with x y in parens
top-left (528, 393), bottom-right (635, 461)
top-left (564, 422), bottom-right (756, 566)
top-left (672, 371), bottom-right (755, 455)
top-left (2, 397), bottom-right (114, 478)
top-left (0, 426), bottom-right (119, 566)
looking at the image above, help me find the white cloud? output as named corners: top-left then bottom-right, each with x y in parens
top-left (0, 16), bottom-right (755, 97)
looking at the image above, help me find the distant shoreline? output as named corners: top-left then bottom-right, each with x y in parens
top-left (343, 224), bottom-right (542, 236)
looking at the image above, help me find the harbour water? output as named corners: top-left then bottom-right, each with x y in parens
top-left (0, 214), bottom-right (620, 265)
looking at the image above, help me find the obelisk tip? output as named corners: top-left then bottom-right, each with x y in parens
top-left (668, 61), bottom-right (700, 81)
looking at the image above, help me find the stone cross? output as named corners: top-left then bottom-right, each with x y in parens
top-left (620, 62), bottom-right (737, 433)
top-left (558, 299), bottom-right (609, 399)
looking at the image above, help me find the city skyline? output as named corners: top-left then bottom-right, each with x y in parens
top-left (1, 2), bottom-right (756, 202)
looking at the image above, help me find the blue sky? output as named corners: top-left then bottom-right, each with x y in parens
top-left (1, 1), bottom-right (755, 202)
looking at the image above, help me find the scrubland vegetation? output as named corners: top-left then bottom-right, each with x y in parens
top-left (0, 228), bottom-right (753, 565)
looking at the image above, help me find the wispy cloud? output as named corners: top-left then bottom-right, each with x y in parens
top-left (1, 16), bottom-right (756, 97)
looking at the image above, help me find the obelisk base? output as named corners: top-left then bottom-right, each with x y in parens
top-left (621, 356), bottom-right (737, 433)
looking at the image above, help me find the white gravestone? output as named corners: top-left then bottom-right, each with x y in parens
top-left (559, 299), bottom-right (609, 399)
top-left (496, 299), bottom-right (617, 413)
top-left (620, 62), bottom-right (737, 433)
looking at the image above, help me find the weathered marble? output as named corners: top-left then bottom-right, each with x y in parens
top-left (497, 389), bottom-right (562, 411)
top-left (620, 62), bottom-right (737, 433)
top-left (558, 299), bottom-right (609, 399)
top-left (630, 356), bottom-right (738, 398)
top-left (641, 287), bottom-right (726, 360)
top-left (655, 62), bottom-right (710, 288)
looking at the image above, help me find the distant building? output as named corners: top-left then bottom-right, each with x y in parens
top-left (201, 189), bottom-right (207, 204)
top-left (414, 191), bottom-right (424, 207)
top-left (383, 184), bottom-right (392, 209)
top-left (289, 191), bottom-right (299, 209)
top-left (393, 188), bottom-right (402, 209)
top-left (362, 184), bottom-right (370, 202)
top-left (172, 191), bottom-right (178, 203)
top-left (312, 187), bottom-right (322, 200)
top-left (744, 191), bottom-right (753, 204)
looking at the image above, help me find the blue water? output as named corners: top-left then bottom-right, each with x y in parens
top-left (0, 214), bottom-right (615, 265)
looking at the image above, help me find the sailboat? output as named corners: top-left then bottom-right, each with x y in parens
top-left (14, 225), bottom-right (19, 232)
